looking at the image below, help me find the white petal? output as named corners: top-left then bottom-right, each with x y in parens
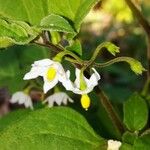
top-left (23, 66), bottom-right (48, 80)
top-left (67, 68), bottom-right (101, 95)
top-left (43, 76), bottom-right (59, 93)
top-left (33, 59), bottom-right (54, 67)
top-left (61, 78), bottom-right (74, 91)
top-left (53, 62), bottom-right (65, 74)
top-left (10, 91), bottom-right (23, 103)
top-left (68, 97), bottom-right (74, 103)
top-left (24, 59), bottom-right (55, 80)
top-left (45, 96), bottom-right (54, 107)
top-left (58, 70), bottom-right (74, 91)
top-left (44, 92), bottom-right (73, 107)
top-left (107, 140), bottom-right (122, 150)
top-left (10, 91), bottom-right (33, 109)
top-left (47, 101), bottom-right (54, 107)
top-left (24, 98), bottom-right (33, 109)
top-left (62, 96), bottom-right (68, 105)
top-left (66, 70), bottom-right (71, 78)
top-left (74, 68), bottom-right (81, 88)
top-left (89, 68), bottom-right (101, 86)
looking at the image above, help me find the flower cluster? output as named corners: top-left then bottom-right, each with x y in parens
top-left (23, 59), bottom-right (101, 110)
top-left (10, 91), bottom-right (73, 109)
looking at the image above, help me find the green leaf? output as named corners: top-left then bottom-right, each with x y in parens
top-left (133, 134), bottom-right (150, 150)
top-left (0, 37), bottom-right (14, 48)
top-left (0, 107), bottom-right (107, 150)
top-left (122, 131), bottom-right (137, 145)
top-left (123, 93), bottom-right (148, 131)
top-left (0, 17), bottom-right (39, 48)
top-left (0, 109), bottom-right (31, 133)
top-left (40, 14), bottom-right (75, 33)
top-left (66, 40), bottom-right (82, 56)
top-left (120, 143), bottom-right (133, 150)
top-left (0, 0), bottom-right (98, 31)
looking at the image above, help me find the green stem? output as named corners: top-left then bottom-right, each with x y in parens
top-left (95, 86), bottom-right (125, 136)
top-left (93, 56), bottom-right (135, 68)
top-left (141, 77), bottom-right (150, 96)
top-left (146, 37), bottom-right (150, 78)
top-left (54, 50), bottom-right (83, 63)
top-left (87, 42), bottom-right (113, 67)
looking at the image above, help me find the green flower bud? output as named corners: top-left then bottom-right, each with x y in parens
top-left (106, 42), bottom-right (120, 56)
top-left (129, 60), bottom-right (146, 75)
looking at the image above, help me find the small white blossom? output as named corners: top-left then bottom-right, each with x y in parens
top-left (63, 68), bottom-right (100, 94)
top-left (23, 59), bottom-right (69, 93)
top-left (107, 140), bottom-right (122, 150)
top-left (61, 68), bottom-right (100, 110)
top-left (44, 92), bottom-right (73, 107)
top-left (10, 91), bottom-right (33, 109)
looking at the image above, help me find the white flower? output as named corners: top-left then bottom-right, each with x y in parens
top-left (10, 91), bottom-right (33, 109)
top-left (23, 59), bottom-right (68, 93)
top-left (62, 68), bottom-right (100, 110)
top-left (63, 68), bottom-right (100, 94)
top-left (107, 140), bottom-right (122, 150)
top-left (44, 92), bottom-right (73, 107)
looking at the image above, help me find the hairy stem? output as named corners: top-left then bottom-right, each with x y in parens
top-left (141, 77), bottom-right (150, 96)
top-left (54, 50), bottom-right (83, 63)
top-left (93, 57), bottom-right (135, 68)
top-left (87, 42), bottom-right (113, 68)
top-left (34, 41), bottom-right (63, 53)
top-left (95, 86), bottom-right (125, 135)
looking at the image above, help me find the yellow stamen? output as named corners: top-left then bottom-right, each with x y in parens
top-left (47, 67), bottom-right (56, 81)
top-left (81, 94), bottom-right (91, 111)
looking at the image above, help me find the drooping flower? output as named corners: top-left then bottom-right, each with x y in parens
top-left (62, 68), bottom-right (100, 110)
top-left (129, 59), bottom-right (146, 75)
top-left (24, 59), bottom-right (69, 93)
top-left (107, 140), bottom-right (122, 150)
top-left (43, 92), bottom-right (74, 107)
top-left (10, 91), bottom-right (33, 109)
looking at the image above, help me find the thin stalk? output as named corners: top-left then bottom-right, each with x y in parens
top-left (141, 77), bottom-right (150, 96)
top-left (54, 50), bottom-right (84, 63)
top-left (146, 37), bottom-right (150, 78)
top-left (34, 41), bottom-right (63, 53)
top-left (93, 57), bottom-right (135, 68)
top-left (95, 86), bottom-right (125, 135)
top-left (86, 42), bottom-right (112, 68)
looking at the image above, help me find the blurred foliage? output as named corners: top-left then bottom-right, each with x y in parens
top-left (0, 45), bottom-right (49, 93)
top-left (102, 0), bottom-right (133, 23)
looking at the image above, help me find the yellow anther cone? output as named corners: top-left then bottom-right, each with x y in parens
top-left (47, 67), bottom-right (57, 81)
top-left (81, 94), bottom-right (91, 111)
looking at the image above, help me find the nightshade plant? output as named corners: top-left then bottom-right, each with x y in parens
top-left (0, 0), bottom-right (150, 150)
